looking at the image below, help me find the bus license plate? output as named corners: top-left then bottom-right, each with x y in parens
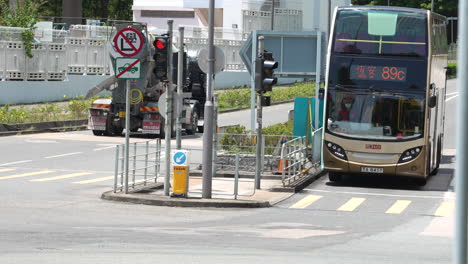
top-left (361, 167), bottom-right (384, 173)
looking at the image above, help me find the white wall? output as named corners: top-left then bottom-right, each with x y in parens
top-left (222, 1), bottom-right (243, 30)
top-left (133, 10), bottom-right (201, 30)
top-left (133, 0), bottom-right (224, 9)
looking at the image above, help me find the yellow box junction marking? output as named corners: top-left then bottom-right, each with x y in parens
top-left (337, 198), bottom-right (366, 212)
top-left (0, 168), bottom-right (15, 173)
top-left (290, 195), bottom-right (322, 209)
top-left (73, 176), bottom-right (114, 184)
top-left (0, 170), bottom-right (54, 180)
top-left (31, 172), bottom-right (93, 182)
top-left (434, 201), bottom-right (455, 217)
top-left (386, 200), bottom-right (412, 214)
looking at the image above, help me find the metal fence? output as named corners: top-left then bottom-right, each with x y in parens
top-left (113, 139), bottom-right (162, 193)
top-left (449, 42), bottom-right (457, 62)
top-left (0, 25), bottom-right (116, 80)
top-left (281, 127), bottom-right (323, 186)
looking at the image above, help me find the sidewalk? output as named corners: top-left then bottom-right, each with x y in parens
top-left (101, 169), bottom-right (324, 208)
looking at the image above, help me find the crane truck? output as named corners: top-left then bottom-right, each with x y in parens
top-left (86, 22), bottom-right (206, 137)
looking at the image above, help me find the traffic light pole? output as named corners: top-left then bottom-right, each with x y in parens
top-left (164, 20), bottom-right (174, 196)
top-left (255, 36), bottom-right (265, 190)
top-left (202, 0), bottom-right (215, 199)
top-left (176, 26), bottom-right (184, 150)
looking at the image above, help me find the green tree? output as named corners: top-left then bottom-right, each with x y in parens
top-left (108, 0), bottom-right (133, 21)
top-left (0, 0), bottom-right (46, 58)
top-left (351, 0), bottom-right (457, 17)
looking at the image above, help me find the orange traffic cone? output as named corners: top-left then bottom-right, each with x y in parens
top-left (276, 137), bottom-right (289, 174)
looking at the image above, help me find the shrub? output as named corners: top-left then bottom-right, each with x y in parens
top-left (447, 62), bottom-right (457, 79)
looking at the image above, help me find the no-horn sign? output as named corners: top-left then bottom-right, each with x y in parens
top-left (113, 28), bottom-right (144, 57)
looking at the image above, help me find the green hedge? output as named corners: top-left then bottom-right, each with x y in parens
top-left (217, 82), bottom-right (315, 111)
top-left (447, 62), bottom-right (457, 78)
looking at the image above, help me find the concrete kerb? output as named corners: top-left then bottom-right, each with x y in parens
top-left (100, 168), bottom-right (324, 208)
top-left (0, 119), bottom-right (88, 137)
top-left (101, 191), bottom-right (271, 208)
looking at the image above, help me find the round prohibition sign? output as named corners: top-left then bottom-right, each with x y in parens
top-left (113, 27), bottom-right (144, 57)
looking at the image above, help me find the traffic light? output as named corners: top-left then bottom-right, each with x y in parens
top-left (255, 51), bottom-right (278, 93)
top-left (153, 35), bottom-right (169, 81)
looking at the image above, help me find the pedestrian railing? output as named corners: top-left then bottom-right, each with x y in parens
top-left (113, 139), bottom-right (162, 193)
top-left (280, 127), bottom-right (323, 186)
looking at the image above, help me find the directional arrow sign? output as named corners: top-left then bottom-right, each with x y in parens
top-left (115, 58), bottom-right (141, 79)
top-left (172, 150), bottom-right (189, 166)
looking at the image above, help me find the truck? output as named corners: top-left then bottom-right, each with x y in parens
top-left (86, 22), bottom-right (206, 137)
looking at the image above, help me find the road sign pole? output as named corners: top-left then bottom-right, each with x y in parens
top-left (455, 0), bottom-right (468, 262)
top-left (164, 20), bottom-right (174, 196)
top-left (176, 26), bottom-right (184, 150)
top-left (202, 0), bottom-right (215, 199)
top-left (124, 79), bottom-right (130, 194)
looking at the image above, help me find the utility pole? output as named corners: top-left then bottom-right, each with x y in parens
top-left (202, 0), bottom-right (215, 199)
top-left (270, 0), bottom-right (275, 30)
top-left (176, 26), bottom-right (184, 150)
top-left (454, 0), bottom-right (468, 263)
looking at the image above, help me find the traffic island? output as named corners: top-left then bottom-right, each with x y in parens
top-left (101, 190), bottom-right (273, 208)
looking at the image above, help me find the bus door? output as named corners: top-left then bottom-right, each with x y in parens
top-left (428, 82), bottom-right (438, 172)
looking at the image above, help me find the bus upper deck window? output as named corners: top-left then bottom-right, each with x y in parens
top-left (368, 11), bottom-right (398, 36)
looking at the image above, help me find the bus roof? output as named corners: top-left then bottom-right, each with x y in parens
top-left (337, 6), bottom-right (428, 15)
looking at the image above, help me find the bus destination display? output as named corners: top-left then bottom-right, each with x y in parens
top-left (350, 65), bottom-right (407, 82)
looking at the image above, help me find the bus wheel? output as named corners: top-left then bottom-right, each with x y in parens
top-left (92, 130), bottom-right (104, 136)
top-left (415, 178), bottom-right (427, 186)
top-left (328, 172), bottom-right (342, 182)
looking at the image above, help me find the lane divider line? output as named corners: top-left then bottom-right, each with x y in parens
top-left (44, 152), bottom-right (82, 159)
top-left (73, 176), bottom-right (114, 184)
top-left (93, 147), bottom-right (115, 151)
top-left (0, 168), bottom-right (15, 173)
top-left (385, 200), bottom-right (412, 214)
top-left (0, 160), bottom-right (33, 166)
top-left (290, 195), bottom-right (322, 209)
top-left (0, 170), bottom-right (55, 180)
top-left (337, 198), bottom-right (366, 212)
top-left (30, 172), bottom-right (94, 182)
top-left (434, 201), bottom-right (455, 217)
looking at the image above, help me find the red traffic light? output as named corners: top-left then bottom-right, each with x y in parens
top-left (154, 39), bottom-right (166, 50)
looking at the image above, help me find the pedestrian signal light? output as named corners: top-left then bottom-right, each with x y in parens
top-left (255, 51), bottom-right (278, 93)
top-left (153, 35), bottom-right (169, 81)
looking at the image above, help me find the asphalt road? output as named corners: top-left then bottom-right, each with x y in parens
top-left (0, 79), bottom-right (457, 263)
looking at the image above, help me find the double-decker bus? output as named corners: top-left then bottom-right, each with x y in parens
top-left (323, 6), bottom-right (448, 185)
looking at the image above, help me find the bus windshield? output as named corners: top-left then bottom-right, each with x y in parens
top-left (333, 9), bottom-right (427, 57)
top-left (327, 87), bottom-right (425, 141)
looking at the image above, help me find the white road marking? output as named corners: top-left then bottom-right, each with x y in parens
top-left (446, 92), bottom-right (458, 96)
top-left (93, 146), bottom-right (115, 151)
top-left (304, 188), bottom-right (447, 199)
top-left (446, 95), bottom-right (458, 102)
top-left (44, 152), bottom-right (82, 159)
top-left (0, 160), bottom-right (33, 166)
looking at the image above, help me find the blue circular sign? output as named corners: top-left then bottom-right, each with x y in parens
top-left (173, 152), bottom-right (187, 165)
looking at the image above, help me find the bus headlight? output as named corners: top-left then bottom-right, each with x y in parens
top-left (398, 147), bottom-right (422, 163)
top-left (325, 141), bottom-right (348, 160)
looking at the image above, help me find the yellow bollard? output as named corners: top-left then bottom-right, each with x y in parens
top-left (172, 165), bottom-right (188, 197)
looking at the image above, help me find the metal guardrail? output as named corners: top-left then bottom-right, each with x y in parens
top-left (114, 139), bottom-right (162, 193)
top-left (280, 127), bottom-right (323, 186)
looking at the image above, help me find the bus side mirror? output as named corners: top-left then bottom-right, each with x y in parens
top-left (428, 95), bottom-right (437, 108)
top-left (318, 88), bottom-right (325, 100)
